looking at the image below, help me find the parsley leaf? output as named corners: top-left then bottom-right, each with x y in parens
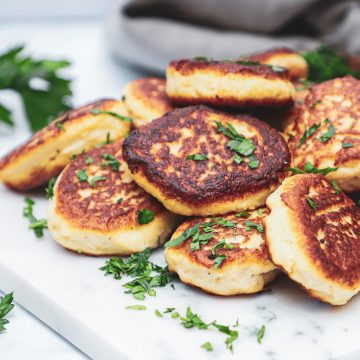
top-left (257, 325), bottom-right (266, 344)
top-left (331, 179), bottom-right (342, 195)
top-left (297, 122), bottom-right (321, 147)
top-left (342, 143), bottom-right (354, 149)
top-left (248, 156), bottom-right (260, 169)
top-left (155, 309), bottom-right (163, 317)
top-left (89, 175), bottom-right (106, 187)
top-left (180, 307), bottom-right (211, 329)
top-left (201, 342), bottom-right (213, 352)
top-left (289, 162), bottom-right (338, 176)
top-left (306, 196), bottom-right (317, 211)
top-left (85, 156), bottom-right (93, 165)
top-left (45, 177), bottom-right (56, 199)
top-left (164, 223), bottom-right (201, 248)
top-left (186, 154), bottom-right (208, 161)
top-left (0, 46), bottom-right (72, 131)
top-left (91, 108), bottom-right (133, 122)
top-left (212, 254), bottom-right (226, 269)
top-left (23, 197), bottom-right (47, 238)
top-left (101, 153), bottom-right (120, 171)
top-left (0, 292), bottom-right (14, 332)
top-left (137, 209), bottom-right (155, 224)
top-left (76, 169), bottom-right (88, 182)
top-left (319, 124), bottom-right (335, 143)
top-left (55, 121), bottom-right (65, 131)
top-left (125, 305), bottom-right (147, 311)
top-left (212, 322), bottom-right (239, 352)
top-left (236, 210), bottom-right (250, 218)
top-left (245, 219), bottom-right (264, 233)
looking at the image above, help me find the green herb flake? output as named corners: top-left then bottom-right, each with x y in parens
top-left (248, 156), bottom-right (260, 169)
top-left (23, 197), bottom-right (47, 238)
top-left (186, 154), bottom-right (208, 161)
top-left (342, 143), bottom-right (354, 149)
top-left (309, 100), bottom-right (321, 109)
top-left (155, 309), bottom-right (163, 317)
top-left (306, 196), bottom-right (317, 211)
top-left (319, 124), bottom-right (335, 143)
top-left (257, 325), bottom-right (266, 344)
top-left (91, 108), bottom-right (133, 122)
top-left (85, 156), bottom-right (93, 165)
top-left (289, 162), bottom-right (338, 176)
top-left (89, 175), bottom-right (106, 187)
top-left (212, 254), bottom-right (226, 269)
top-left (101, 153), bottom-right (120, 171)
top-left (233, 153), bottom-right (243, 164)
top-left (45, 177), bottom-right (56, 199)
top-left (212, 322), bottom-right (239, 352)
top-left (165, 223), bottom-right (200, 248)
top-left (297, 122), bottom-right (321, 147)
top-left (164, 307), bottom-right (175, 313)
top-left (55, 121), bottom-right (65, 131)
top-left (245, 219), bottom-right (264, 233)
top-left (137, 209), bottom-right (155, 224)
top-left (116, 197), bottom-right (123, 204)
top-left (76, 169), bottom-right (88, 182)
top-left (125, 305), bottom-right (147, 311)
top-left (201, 342), bottom-right (213, 352)
top-left (331, 179), bottom-right (342, 195)
top-left (0, 292), bottom-right (15, 332)
top-left (236, 210), bottom-right (250, 218)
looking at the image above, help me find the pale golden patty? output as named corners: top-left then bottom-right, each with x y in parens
top-left (265, 174), bottom-right (360, 305)
top-left (166, 59), bottom-right (295, 108)
top-left (0, 99), bottom-right (131, 191)
top-left (123, 78), bottom-right (174, 127)
top-left (286, 76), bottom-right (360, 192)
top-left (123, 106), bottom-right (291, 216)
top-left (165, 208), bottom-right (278, 295)
top-left (48, 140), bottom-right (180, 256)
top-left (246, 47), bottom-right (309, 81)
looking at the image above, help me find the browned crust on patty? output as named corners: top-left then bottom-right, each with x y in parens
top-left (168, 210), bottom-right (271, 270)
top-left (280, 174), bottom-right (360, 287)
top-left (287, 76), bottom-right (360, 168)
top-left (55, 140), bottom-right (166, 232)
top-left (169, 59), bottom-right (289, 79)
top-left (123, 105), bottom-right (291, 206)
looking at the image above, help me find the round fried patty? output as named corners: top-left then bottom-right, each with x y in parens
top-left (265, 174), bottom-right (360, 305)
top-left (123, 105), bottom-right (291, 216)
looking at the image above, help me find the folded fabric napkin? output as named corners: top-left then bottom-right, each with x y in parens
top-left (106, 0), bottom-right (360, 74)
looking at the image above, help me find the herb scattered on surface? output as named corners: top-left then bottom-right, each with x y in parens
top-left (331, 179), bottom-right (342, 195)
top-left (201, 342), bottom-right (213, 352)
top-left (125, 305), bottom-right (147, 311)
top-left (245, 219), bottom-right (264, 233)
top-left (257, 325), bottom-right (266, 344)
top-left (55, 121), bottom-right (65, 131)
top-left (45, 177), bottom-right (56, 199)
top-left (23, 197), bottom-right (47, 238)
top-left (95, 132), bottom-right (112, 148)
top-left (89, 175), bottom-right (106, 187)
top-left (306, 196), bottom-right (317, 211)
top-left (0, 46), bottom-right (72, 131)
top-left (212, 254), bottom-right (226, 269)
top-left (319, 124), bottom-right (335, 143)
top-left (85, 156), bottom-right (93, 165)
top-left (100, 248), bottom-right (174, 300)
top-left (101, 153), bottom-right (120, 171)
top-left (76, 169), bottom-right (88, 182)
top-left (236, 210), bottom-right (250, 218)
top-left (289, 162), bottom-right (338, 176)
top-left (91, 108), bottom-right (133, 122)
top-left (342, 143), bottom-right (354, 149)
top-left (297, 122), bottom-right (321, 147)
top-left (186, 154), bottom-right (208, 161)
top-left (0, 292), bottom-right (14, 332)
top-left (302, 46), bottom-right (359, 82)
top-left (309, 100), bottom-right (321, 109)
top-left (137, 209), bottom-right (155, 224)
top-left (155, 309), bottom-right (163, 317)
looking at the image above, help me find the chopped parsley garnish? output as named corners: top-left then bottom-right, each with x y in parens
top-left (297, 122), bottom-right (321, 147)
top-left (45, 177), bottom-right (56, 199)
top-left (212, 322), bottom-right (239, 352)
top-left (100, 248), bottom-right (174, 300)
top-left (236, 60), bottom-right (262, 67)
top-left (23, 197), bottom-right (47, 238)
top-left (164, 307), bottom-right (175, 313)
top-left (342, 143), bottom-right (354, 149)
top-left (91, 108), bottom-right (133, 122)
top-left (0, 292), bottom-right (14, 332)
top-left (180, 307), bottom-right (210, 330)
top-left (85, 156), bottom-right (93, 165)
top-left (155, 309), bottom-right (163, 317)
top-left (191, 232), bottom-right (214, 252)
top-left (331, 179), bottom-right (342, 194)
top-left (215, 121), bottom-right (258, 167)
top-left (125, 305), bottom-right (147, 311)
top-left (319, 124), bottom-right (335, 143)
top-left (309, 100), bottom-right (321, 109)
top-left (257, 208), bottom-right (265, 215)
top-left (186, 154), bottom-right (208, 161)
top-left (193, 56), bottom-right (213, 61)
top-left (137, 209), bottom-right (155, 224)
top-left (95, 132), bottom-right (112, 148)
top-left (101, 153), bottom-right (120, 171)
top-left (89, 175), bottom-right (106, 187)
top-left (236, 210), bottom-right (250, 218)
top-left (212, 254), bottom-right (226, 269)
top-left (211, 240), bottom-right (225, 255)
top-left (289, 162), bottom-right (338, 176)
top-left (257, 325), bottom-right (266, 344)
top-left (164, 223), bottom-right (201, 248)
top-left (76, 169), bottom-right (88, 182)
top-left (306, 196), bottom-right (317, 211)
top-left (116, 197), bottom-right (123, 203)
top-left (245, 219), bottom-right (264, 233)
top-left (55, 121), bottom-right (65, 131)
top-left (201, 342), bottom-right (213, 352)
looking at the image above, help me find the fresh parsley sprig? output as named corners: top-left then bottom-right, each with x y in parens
top-left (289, 162), bottom-right (338, 176)
top-left (0, 46), bottom-right (72, 131)
top-left (23, 197), bottom-right (47, 238)
top-left (91, 108), bottom-right (133, 122)
top-left (0, 292), bottom-right (14, 332)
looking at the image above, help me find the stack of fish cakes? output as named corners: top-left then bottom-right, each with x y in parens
top-left (1, 47), bottom-right (359, 306)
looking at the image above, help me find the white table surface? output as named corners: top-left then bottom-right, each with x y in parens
top-left (0, 17), bottom-right (142, 359)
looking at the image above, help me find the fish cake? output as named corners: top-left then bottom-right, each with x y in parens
top-left (164, 208), bottom-right (278, 295)
top-left (48, 140), bottom-right (180, 255)
top-left (123, 105), bottom-right (291, 216)
top-left (166, 59), bottom-right (295, 108)
top-left (265, 174), bottom-right (360, 305)
top-left (246, 47), bottom-right (309, 81)
top-left (286, 76), bottom-right (360, 192)
top-left (123, 78), bottom-right (174, 127)
top-left (0, 99), bottom-right (131, 191)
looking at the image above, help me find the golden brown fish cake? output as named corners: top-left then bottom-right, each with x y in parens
top-left (286, 76), bottom-right (360, 192)
top-left (48, 140), bottom-right (180, 255)
top-left (166, 59), bottom-right (295, 108)
top-left (123, 78), bottom-right (174, 127)
top-left (246, 47), bottom-right (309, 81)
top-left (265, 174), bottom-right (360, 305)
top-left (0, 99), bottom-right (131, 191)
top-left (123, 105), bottom-right (291, 216)
top-left (164, 208), bottom-right (278, 295)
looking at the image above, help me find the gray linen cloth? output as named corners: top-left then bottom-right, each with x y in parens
top-left (106, 0), bottom-right (360, 74)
